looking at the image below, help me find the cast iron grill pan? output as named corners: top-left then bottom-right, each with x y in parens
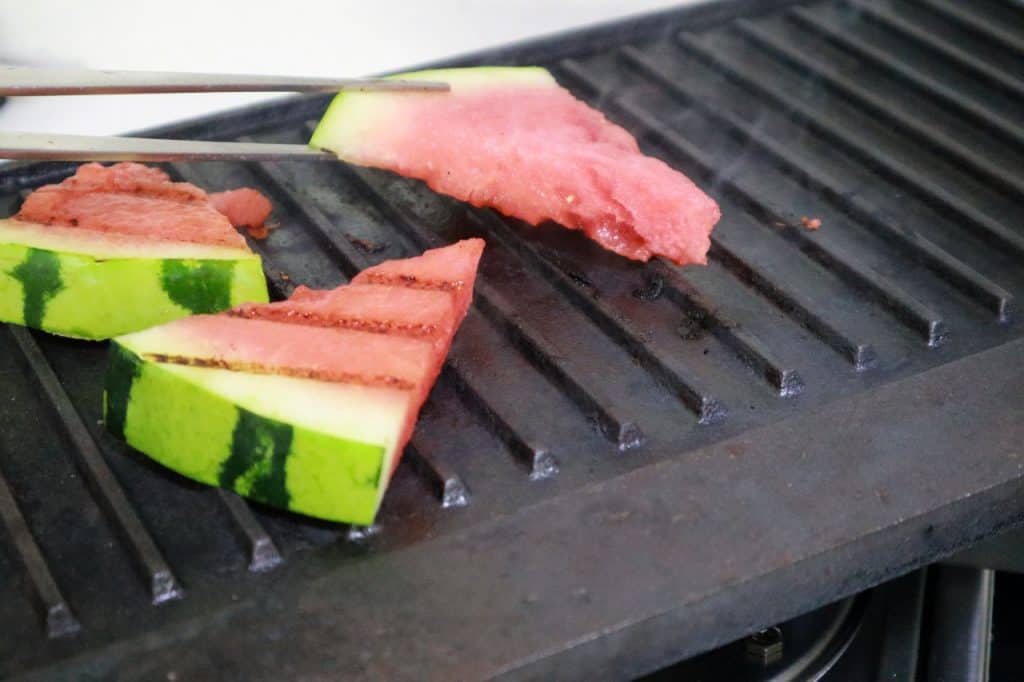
top-left (1, 0), bottom-right (1023, 678)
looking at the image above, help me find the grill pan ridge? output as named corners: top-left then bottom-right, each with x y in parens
top-left (1, 1), bottom-right (1023, 679)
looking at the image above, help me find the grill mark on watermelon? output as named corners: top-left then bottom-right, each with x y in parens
top-left (16, 163), bottom-right (254, 250)
top-left (11, 247), bottom-right (63, 329)
top-left (220, 407), bottom-right (293, 509)
top-left (160, 260), bottom-right (236, 314)
top-left (143, 353), bottom-right (418, 391)
top-left (104, 344), bottom-right (143, 440)
top-left (360, 272), bottom-right (465, 292)
top-left (224, 307), bottom-right (439, 338)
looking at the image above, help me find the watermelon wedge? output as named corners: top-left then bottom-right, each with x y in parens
top-left (310, 66), bottom-right (721, 266)
top-left (104, 239), bottom-right (484, 524)
top-left (0, 163), bottom-right (268, 340)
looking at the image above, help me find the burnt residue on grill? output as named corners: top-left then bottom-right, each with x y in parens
top-left (678, 306), bottom-right (712, 341)
top-left (566, 269), bottom-right (598, 294)
top-left (345, 233), bottom-right (387, 254)
top-left (632, 274), bottom-right (665, 301)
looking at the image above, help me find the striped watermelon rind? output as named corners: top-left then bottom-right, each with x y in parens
top-left (104, 342), bottom-right (408, 524)
top-left (0, 218), bottom-right (267, 340)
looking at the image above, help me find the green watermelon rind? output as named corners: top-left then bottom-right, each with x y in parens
top-left (309, 66), bottom-right (558, 159)
top-left (104, 342), bottom-right (394, 525)
top-left (0, 240), bottom-right (268, 340)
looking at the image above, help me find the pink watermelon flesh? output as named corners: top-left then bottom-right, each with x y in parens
top-left (137, 315), bottom-right (437, 391)
top-left (322, 85), bottom-right (719, 265)
top-left (352, 237), bottom-right (485, 322)
top-left (209, 188), bottom-right (274, 238)
top-left (124, 238), bottom-right (484, 477)
top-left (17, 162), bottom-right (250, 249)
top-left (46, 162), bottom-right (205, 200)
top-left (231, 284), bottom-right (460, 354)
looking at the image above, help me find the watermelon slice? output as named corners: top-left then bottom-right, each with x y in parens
top-left (0, 163), bottom-right (268, 340)
top-left (104, 239), bottom-right (484, 524)
top-left (310, 66), bottom-right (721, 266)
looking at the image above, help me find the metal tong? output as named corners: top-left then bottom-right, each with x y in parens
top-left (0, 66), bottom-right (450, 162)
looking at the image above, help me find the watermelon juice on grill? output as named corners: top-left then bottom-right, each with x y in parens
top-left (310, 66), bottom-right (721, 266)
top-left (105, 239), bottom-right (484, 524)
top-left (0, 163), bottom-right (268, 340)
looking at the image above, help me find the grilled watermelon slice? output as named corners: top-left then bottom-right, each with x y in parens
top-left (310, 66), bottom-right (720, 266)
top-left (0, 163), bottom-right (268, 339)
top-left (105, 239), bottom-right (484, 524)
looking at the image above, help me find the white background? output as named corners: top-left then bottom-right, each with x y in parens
top-left (0, 0), bottom-right (693, 135)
